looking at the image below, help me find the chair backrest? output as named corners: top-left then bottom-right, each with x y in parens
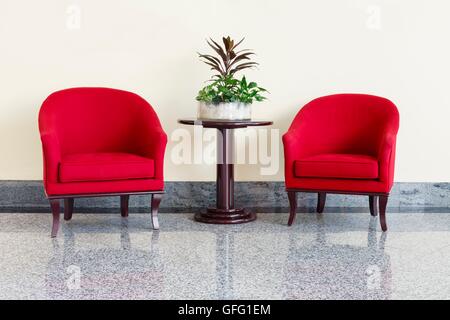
top-left (39, 87), bottom-right (162, 156)
top-left (289, 94), bottom-right (399, 156)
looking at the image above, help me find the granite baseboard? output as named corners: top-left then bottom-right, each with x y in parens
top-left (0, 181), bottom-right (449, 213)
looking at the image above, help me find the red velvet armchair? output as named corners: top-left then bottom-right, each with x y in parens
top-left (283, 94), bottom-right (399, 231)
top-left (39, 87), bottom-right (167, 237)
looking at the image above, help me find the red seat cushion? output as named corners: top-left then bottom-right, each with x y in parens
top-left (294, 154), bottom-right (378, 180)
top-left (59, 153), bottom-right (155, 183)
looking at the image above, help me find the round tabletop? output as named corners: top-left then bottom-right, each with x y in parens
top-left (178, 118), bottom-right (273, 129)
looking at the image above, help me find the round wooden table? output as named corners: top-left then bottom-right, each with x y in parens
top-left (178, 118), bottom-right (273, 224)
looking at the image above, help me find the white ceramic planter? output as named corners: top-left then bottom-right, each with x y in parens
top-left (197, 102), bottom-right (251, 120)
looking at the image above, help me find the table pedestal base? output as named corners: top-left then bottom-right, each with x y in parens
top-left (195, 208), bottom-right (256, 224)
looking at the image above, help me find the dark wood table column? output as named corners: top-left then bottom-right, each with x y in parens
top-left (216, 128), bottom-right (234, 211)
top-left (178, 119), bottom-right (273, 224)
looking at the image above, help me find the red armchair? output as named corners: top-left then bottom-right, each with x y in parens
top-left (39, 87), bottom-right (167, 237)
top-left (283, 94), bottom-right (399, 231)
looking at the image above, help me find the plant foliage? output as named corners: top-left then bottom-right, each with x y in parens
top-left (198, 36), bottom-right (258, 78)
top-left (196, 75), bottom-right (267, 104)
top-left (196, 36), bottom-right (268, 104)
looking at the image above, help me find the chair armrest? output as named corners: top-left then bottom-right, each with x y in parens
top-left (40, 132), bottom-right (62, 185)
top-left (140, 129), bottom-right (168, 181)
top-left (282, 129), bottom-right (302, 152)
top-left (282, 128), bottom-right (306, 184)
top-left (377, 131), bottom-right (397, 185)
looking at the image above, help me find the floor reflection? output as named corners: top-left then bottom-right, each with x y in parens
top-left (0, 213), bottom-right (448, 299)
top-left (41, 215), bottom-right (392, 299)
top-left (46, 225), bottom-right (165, 299)
top-left (281, 219), bottom-right (391, 299)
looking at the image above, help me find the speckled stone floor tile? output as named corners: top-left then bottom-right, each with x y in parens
top-left (0, 212), bottom-right (449, 300)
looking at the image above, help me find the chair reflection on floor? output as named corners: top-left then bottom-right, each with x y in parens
top-left (282, 218), bottom-right (391, 299)
top-left (45, 223), bottom-right (163, 299)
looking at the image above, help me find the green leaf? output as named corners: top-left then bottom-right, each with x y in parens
top-left (196, 72), bottom-right (268, 104)
top-left (248, 82), bottom-right (257, 89)
top-left (241, 76), bottom-right (247, 89)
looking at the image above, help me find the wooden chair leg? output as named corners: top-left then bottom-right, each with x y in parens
top-left (369, 195), bottom-right (378, 217)
top-left (287, 191), bottom-right (297, 226)
top-left (379, 195), bottom-right (388, 232)
top-left (64, 198), bottom-right (74, 221)
top-left (151, 194), bottom-right (162, 230)
top-left (120, 195), bottom-right (129, 217)
top-left (50, 199), bottom-right (60, 238)
top-left (317, 192), bottom-right (326, 213)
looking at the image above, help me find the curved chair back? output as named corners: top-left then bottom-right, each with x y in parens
top-left (39, 87), bottom-right (163, 156)
top-left (289, 94), bottom-right (399, 157)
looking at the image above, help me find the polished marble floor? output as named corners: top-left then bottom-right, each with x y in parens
top-left (0, 212), bottom-right (449, 300)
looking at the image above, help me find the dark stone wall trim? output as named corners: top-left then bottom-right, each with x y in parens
top-left (0, 181), bottom-right (449, 213)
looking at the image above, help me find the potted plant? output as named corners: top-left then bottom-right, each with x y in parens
top-left (196, 36), bottom-right (267, 120)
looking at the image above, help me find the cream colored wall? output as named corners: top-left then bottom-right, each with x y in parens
top-left (0, 0), bottom-right (449, 182)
